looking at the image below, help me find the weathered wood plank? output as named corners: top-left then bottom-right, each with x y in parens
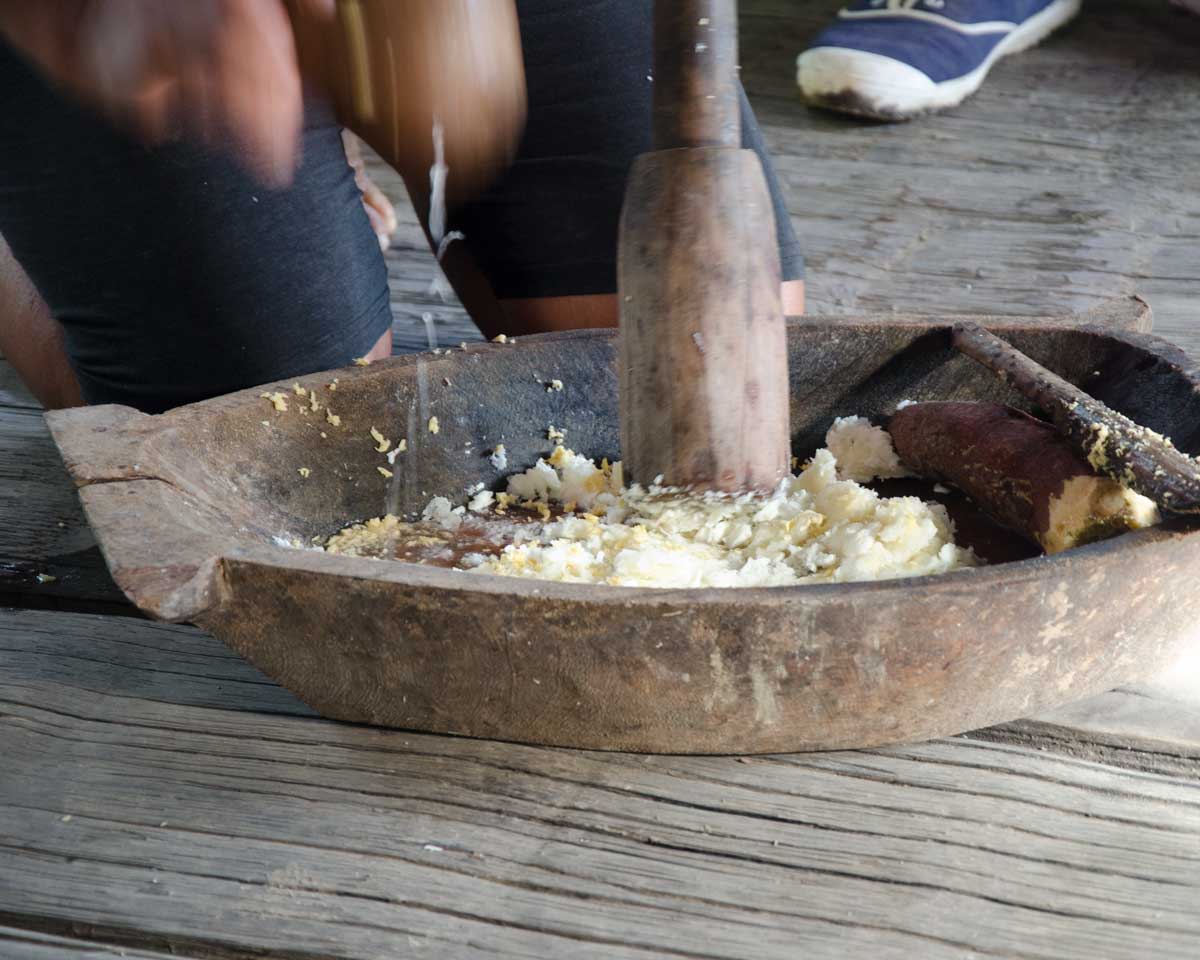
top-left (0, 408), bottom-right (91, 560)
top-left (0, 407), bottom-right (129, 613)
top-left (0, 359), bottom-right (39, 410)
top-left (0, 609), bottom-right (312, 716)
top-left (0, 610), bottom-right (1197, 960)
top-left (998, 680), bottom-right (1200, 769)
top-left (0, 927), bottom-right (191, 960)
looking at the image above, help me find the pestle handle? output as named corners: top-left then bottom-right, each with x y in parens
top-left (654, 0), bottom-right (741, 150)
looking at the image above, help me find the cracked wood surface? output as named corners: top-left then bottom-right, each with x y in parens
top-left (1, 610), bottom-right (1198, 960)
top-left (2, 0), bottom-right (1199, 953)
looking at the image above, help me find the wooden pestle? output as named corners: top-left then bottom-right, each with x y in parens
top-left (617, 0), bottom-right (790, 492)
top-left (286, 0), bottom-right (527, 206)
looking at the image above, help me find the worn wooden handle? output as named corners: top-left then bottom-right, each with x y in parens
top-left (619, 0), bottom-right (787, 491)
top-left (654, 0), bottom-right (740, 149)
top-left (618, 148), bottom-right (789, 491)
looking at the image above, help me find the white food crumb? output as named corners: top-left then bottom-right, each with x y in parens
top-left (825, 416), bottom-right (911, 483)
top-left (547, 380), bottom-right (564, 392)
top-left (292, 382), bottom-right (308, 397)
top-left (429, 417), bottom-right (440, 435)
top-left (260, 392), bottom-right (288, 412)
top-left (326, 411), bottom-right (342, 427)
top-left (490, 444), bottom-right (508, 470)
top-left (298, 468), bottom-right (311, 478)
top-left (378, 466), bottom-right (394, 479)
top-left (548, 425), bottom-right (566, 444)
top-left (493, 334), bottom-right (509, 344)
top-left (353, 356), bottom-right (371, 366)
top-left (422, 496), bottom-right (463, 531)
top-left (896, 399), bottom-right (917, 410)
top-left (469, 489), bottom-right (496, 512)
top-left (1122, 488), bottom-right (1160, 529)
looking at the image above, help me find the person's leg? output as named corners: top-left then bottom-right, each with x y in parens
top-left (0, 39), bottom-right (392, 414)
top-left (434, 0), bottom-right (804, 338)
top-left (342, 131), bottom-right (399, 253)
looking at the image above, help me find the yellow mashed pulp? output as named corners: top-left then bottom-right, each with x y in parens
top-left (325, 418), bottom-right (977, 589)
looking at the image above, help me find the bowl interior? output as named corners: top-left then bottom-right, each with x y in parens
top-left (139, 321), bottom-right (1200, 554)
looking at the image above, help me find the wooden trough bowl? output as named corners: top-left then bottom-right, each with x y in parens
top-left (47, 298), bottom-right (1200, 754)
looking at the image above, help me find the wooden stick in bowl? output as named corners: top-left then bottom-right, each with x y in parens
top-left (952, 322), bottom-right (1200, 514)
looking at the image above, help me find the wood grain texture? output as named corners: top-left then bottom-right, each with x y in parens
top-left (1, 610), bottom-right (1198, 960)
top-left (0, 407), bottom-right (128, 613)
top-left (0, 409), bottom-right (95, 560)
top-left (617, 0), bottom-right (788, 490)
top-left (618, 147), bottom-right (789, 489)
top-left (0, 927), bottom-right (190, 960)
top-left (0, 359), bottom-right (39, 410)
top-left (653, 0), bottom-right (741, 150)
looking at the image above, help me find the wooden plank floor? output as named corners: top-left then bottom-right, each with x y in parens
top-left (2, 611), bottom-right (1199, 960)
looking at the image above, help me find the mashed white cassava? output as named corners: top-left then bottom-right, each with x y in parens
top-left (323, 418), bottom-right (973, 589)
top-left (446, 442), bottom-right (973, 588)
top-left (324, 418), bottom-right (975, 589)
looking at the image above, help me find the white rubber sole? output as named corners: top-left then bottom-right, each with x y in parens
top-left (796, 0), bottom-right (1082, 120)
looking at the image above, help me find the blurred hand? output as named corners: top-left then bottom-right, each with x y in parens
top-left (0, 0), bottom-right (335, 186)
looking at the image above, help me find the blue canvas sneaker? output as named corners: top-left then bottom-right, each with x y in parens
top-left (797, 0), bottom-right (1081, 120)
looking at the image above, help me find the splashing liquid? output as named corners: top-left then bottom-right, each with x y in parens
top-left (427, 117), bottom-right (464, 302)
top-left (384, 315), bottom-right (438, 524)
top-left (385, 120), bottom-right (459, 529)
top-left (428, 118), bottom-right (448, 247)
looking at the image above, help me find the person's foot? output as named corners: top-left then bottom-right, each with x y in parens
top-left (796, 0), bottom-right (1081, 121)
top-left (342, 131), bottom-right (398, 252)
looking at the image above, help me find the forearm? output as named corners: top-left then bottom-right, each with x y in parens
top-left (0, 235), bottom-right (82, 410)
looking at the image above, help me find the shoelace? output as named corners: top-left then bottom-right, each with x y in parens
top-left (869, 0), bottom-right (947, 10)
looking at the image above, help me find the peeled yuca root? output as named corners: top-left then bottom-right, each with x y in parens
top-left (889, 402), bottom-right (1159, 554)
